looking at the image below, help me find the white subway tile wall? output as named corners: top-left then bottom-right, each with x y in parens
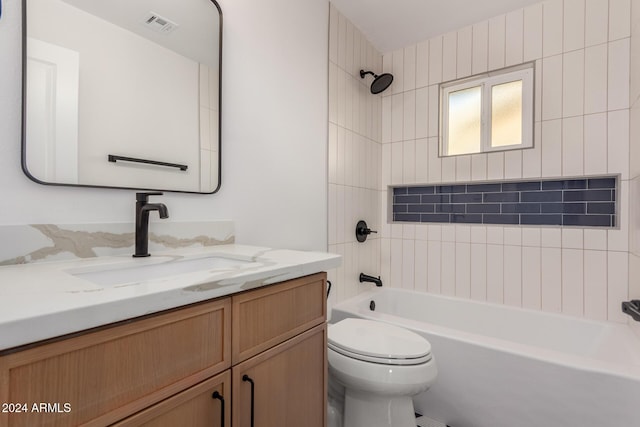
top-left (631, 0), bottom-right (640, 338)
top-left (378, 0), bottom-right (633, 323)
top-left (327, 4), bottom-right (382, 310)
top-left (330, 0), bottom-right (637, 325)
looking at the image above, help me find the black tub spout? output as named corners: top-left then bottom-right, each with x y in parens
top-left (359, 273), bottom-right (382, 287)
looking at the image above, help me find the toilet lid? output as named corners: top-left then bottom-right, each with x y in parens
top-left (328, 318), bottom-right (432, 365)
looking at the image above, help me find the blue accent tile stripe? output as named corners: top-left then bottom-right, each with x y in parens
top-left (467, 203), bottom-right (500, 213)
top-left (467, 183), bottom-right (501, 193)
top-left (422, 194), bottom-right (450, 203)
top-left (588, 178), bottom-right (616, 189)
top-left (407, 186), bottom-right (435, 194)
top-left (542, 179), bottom-right (587, 190)
top-left (395, 195), bottom-right (420, 204)
top-left (484, 192), bottom-right (520, 202)
top-left (452, 214), bottom-right (483, 223)
top-left (521, 191), bottom-right (562, 202)
top-left (563, 190), bottom-right (613, 202)
top-left (420, 213), bottom-right (450, 223)
top-left (587, 202), bottom-right (615, 214)
top-left (395, 213), bottom-right (421, 222)
top-left (502, 203), bottom-right (541, 214)
top-left (436, 204), bottom-right (465, 213)
top-left (408, 204), bottom-right (435, 213)
top-left (392, 177), bottom-right (617, 227)
top-left (452, 193), bottom-right (483, 203)
top-left (483, 214), bottom-right (520, 224)
top-left (503, 181), bottom-right (541, 191)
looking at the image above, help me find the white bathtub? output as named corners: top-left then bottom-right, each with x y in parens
top-left (330, 288), bottom-right (640, 427)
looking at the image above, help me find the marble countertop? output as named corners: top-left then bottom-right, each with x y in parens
top-left (0, 244), bottom-right (340, 351)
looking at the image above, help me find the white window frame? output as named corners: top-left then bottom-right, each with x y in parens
top-left (440, 64), bottom-right (534, 157)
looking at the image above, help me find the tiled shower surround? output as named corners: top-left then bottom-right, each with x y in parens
top-left (392, 177), bottom-right (617, 226)
top-left (329, 0), bottom-right (639, 330)
top-left (327, 4), bottom-right (383, 305)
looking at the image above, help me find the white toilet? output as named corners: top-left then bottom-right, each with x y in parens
top-left (327, 318), bottom-right (437, 427)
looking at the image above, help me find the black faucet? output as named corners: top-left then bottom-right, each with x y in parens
top-left (359, 273), bottom-right (382, 287)
top-left (133, 192), bottom-right (169, 257)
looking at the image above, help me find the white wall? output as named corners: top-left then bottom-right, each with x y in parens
top-left (220, 0), bottom-right (328, 250)
top-left (0, 0), bottom-right (328, 251)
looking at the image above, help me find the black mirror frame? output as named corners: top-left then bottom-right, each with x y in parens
top-left (20, 0), bottom-right (223, 194)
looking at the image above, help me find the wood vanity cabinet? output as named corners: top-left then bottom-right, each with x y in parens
top-left (231, 275), bottom-right (327, 427)
top-left (0, 272), bottom-right (327, 427)
top-left (112, 370), bottom-right (231, 427)
top-left (0, 297), bottom-right (231, 427)
top-left (232, 325), bottom-right (326, 427)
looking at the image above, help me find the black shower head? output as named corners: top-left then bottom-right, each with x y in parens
top-left (360, 69), bottom-right (394, 94)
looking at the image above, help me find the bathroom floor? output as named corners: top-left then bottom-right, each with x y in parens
top-left (416, 412), bottom-right (449, 427)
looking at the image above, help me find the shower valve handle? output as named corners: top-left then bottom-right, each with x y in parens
top-left (356, 220), bottom-right (377, 242)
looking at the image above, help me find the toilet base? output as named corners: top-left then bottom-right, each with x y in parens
top-left (327, 395), bottom-right (344, 427)
top-left (343, 389), bottom-right (417, 427)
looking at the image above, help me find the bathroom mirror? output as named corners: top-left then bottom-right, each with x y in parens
top-left (22, 0), bottom-right (222, 193)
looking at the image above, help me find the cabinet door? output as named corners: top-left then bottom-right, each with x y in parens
top-left (0, 298), bottom-right (231, 427)
top-left (113, 370), bottom-right (231, 427)
top-left (232, 324), bottom-right (326, 427)
top-left (232, 273), bottom-right (326, 364)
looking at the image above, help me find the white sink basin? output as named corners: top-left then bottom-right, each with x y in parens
top-left (67, 255), bottom-right (251, 286)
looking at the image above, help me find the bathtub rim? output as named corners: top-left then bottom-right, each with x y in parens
top-left (331, 287), bottom-right (640, 382)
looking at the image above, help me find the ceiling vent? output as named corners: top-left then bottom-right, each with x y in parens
top-left (142, 12), bottom-right (178, 34)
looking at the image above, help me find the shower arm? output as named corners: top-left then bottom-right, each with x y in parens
top-left (359, 70), bottom-right (376, 79)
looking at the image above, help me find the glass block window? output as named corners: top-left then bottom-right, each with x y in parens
top-left (441, 64), bottom-right (534, 156)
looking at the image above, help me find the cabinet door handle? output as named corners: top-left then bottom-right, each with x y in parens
top-left (211, 391), bottom-right (225, 427)
top-left (242, 374), bottom-right (255, 427)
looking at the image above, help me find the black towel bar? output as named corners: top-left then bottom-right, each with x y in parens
top-left (108, 155), bottom-right (188, 171)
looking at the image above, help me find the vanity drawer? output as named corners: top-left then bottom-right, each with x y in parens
top-left (0, 297), bottom-right (231, 427)
top-left (112, 370), bottom-right (230, 427)
top-left (231, 272), bottom-right (326, 364)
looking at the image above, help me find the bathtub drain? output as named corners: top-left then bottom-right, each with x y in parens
top-left (369, 300), bottom-right (375, 311)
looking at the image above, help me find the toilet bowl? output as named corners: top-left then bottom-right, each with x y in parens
top-left (327, 318), bottom-right (437, 427)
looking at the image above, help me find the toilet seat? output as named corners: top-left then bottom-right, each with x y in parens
top-left (328, 318), bottom-right (432, 366)
top-left (327, 318), bottom-right (438, 427)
